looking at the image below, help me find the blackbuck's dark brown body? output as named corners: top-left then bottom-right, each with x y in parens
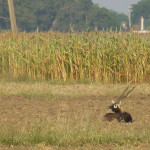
top-left (104, 112), bottom-right (121, 122)
top-left (104, 111), bottom-right (132, 123)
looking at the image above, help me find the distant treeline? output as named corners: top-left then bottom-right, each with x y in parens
top-left (0, 0), bottom-right (128, 32)
top-left (0, 0), bottom-right (150, 32)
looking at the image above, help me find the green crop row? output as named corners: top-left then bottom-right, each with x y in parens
top-left (0, 31), bottom-right (150, 83)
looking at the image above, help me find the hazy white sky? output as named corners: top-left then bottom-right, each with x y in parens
top-left (92, 0), bottom-right (141, 15)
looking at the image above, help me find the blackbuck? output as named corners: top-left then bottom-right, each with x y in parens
top-left (104, 85), bottom-right (136, 123)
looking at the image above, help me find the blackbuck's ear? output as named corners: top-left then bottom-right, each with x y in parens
top-left (112, 100), bottom-right (115, 104)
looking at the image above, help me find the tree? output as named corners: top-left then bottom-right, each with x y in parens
top-left (0, 0), bottom-right (128, 32)
top-left (0, 0), bottom-right (10, 30)
top-left (52, 0), bottom-right (93, 31)
top-left (131, 0), bottom-right (150, 29)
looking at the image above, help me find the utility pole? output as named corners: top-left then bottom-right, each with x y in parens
top-left (8, 0), bottom-right (18, 32)
top-left (128, 7), bottom-right (131, 31)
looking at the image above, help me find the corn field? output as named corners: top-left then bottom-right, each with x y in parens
top-left (0, 31), bottom-right (150, 83)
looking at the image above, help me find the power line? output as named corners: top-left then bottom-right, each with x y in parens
top-left (0, 16), bottom-right (9, 20)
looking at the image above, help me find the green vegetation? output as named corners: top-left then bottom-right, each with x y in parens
top-left (0, 31), bottom-right (150, 83)
top-left (1, 0), bottom-right (150, 32)
top-left (131, 0), bottom-right (150, 30)
top-left (0, 121), bottom-right (149, 147)
top-left (0, 82), bottom-right (149, 100)
top-left (0, 0), bottom-right (128, 32)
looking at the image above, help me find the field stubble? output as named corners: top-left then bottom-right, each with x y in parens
top-left (0, 83), bottom-right (149, 149)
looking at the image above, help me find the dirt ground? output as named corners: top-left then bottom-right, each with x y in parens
top-left (0, 92), bottom-right (150, 150)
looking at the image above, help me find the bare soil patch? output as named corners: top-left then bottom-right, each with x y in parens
top-left (0, 86), bottom-right (150, 149)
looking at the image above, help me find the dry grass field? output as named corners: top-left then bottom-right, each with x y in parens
top-left (0, 83), bottom-right (149, 150)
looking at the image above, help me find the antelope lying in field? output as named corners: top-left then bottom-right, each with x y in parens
top-left (104, 85), bottom-right (136, 123)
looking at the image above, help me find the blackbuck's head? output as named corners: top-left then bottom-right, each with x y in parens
top-left (109, 85), bottom-right (136, 113)
top-left (109, 100), bottom-right (122, 113)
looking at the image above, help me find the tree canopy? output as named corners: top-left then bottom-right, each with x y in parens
top-left (131, 0), bottom-right (150, 30)
top-left (0, 0), bottom-right (128, 32)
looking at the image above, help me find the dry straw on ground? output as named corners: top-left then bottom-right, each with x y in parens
top-left (0, 83), bottom-right (149, 149)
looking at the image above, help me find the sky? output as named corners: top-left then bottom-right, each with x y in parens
top-left (92, 0), bottom-right (141, 15)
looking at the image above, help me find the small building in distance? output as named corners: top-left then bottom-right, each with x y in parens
top-left (133, 16), bottom-right (150, 34)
